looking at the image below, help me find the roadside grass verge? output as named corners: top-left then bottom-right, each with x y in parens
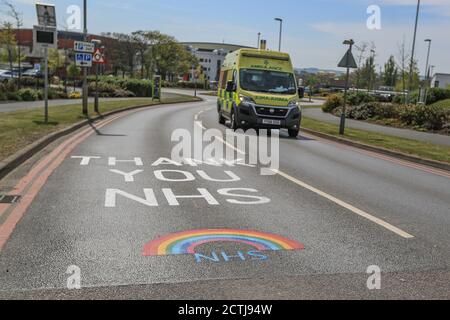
top-left (302, 104), bottom-right (322, 109)
top-left (0, 94), bottom-right (200, 162)
top-left (302, 117), bottom-right (450, 164)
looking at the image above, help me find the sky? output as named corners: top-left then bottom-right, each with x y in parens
top-left (3, 0), bottom-right (450, 74)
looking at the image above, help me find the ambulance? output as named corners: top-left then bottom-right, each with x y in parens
top-left (217, 48), bottom-right (304, 137)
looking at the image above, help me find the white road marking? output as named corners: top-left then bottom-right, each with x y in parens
top-left (271, 169), bottom-right (414, 239)
top-left (194, 109), bottom-right (246, 156)
top-left (196, 107), bottom-right (415, 239)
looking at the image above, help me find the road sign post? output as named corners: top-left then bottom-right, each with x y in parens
top-left (74, 39), bottom-right (94, 115)
top-left (35, 3), bottom-right (57, 124)
top-left (92, 43), bottom-right (103, 113)
top-left (338, 39), bottom-right (357, 135)
top-left (82, 0), bottom-right (88, 116)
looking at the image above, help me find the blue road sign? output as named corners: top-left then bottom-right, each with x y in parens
top-left (75, 53), bottom-right (93, 67)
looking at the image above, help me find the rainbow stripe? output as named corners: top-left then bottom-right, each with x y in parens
top-left (142, 229), bottom-right (304, 256)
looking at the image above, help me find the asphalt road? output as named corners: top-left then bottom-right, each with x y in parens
top-left (0, 94), bottom-right (449, 299)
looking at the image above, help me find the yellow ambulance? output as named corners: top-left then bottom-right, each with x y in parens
top-left (217, 48), bottom-right (304, 137)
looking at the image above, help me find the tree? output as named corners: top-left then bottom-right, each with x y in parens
top-left (0, 21), bottom-right (16, 75)
top-left (142, 32), bottom-right (197, 81)
top-left (67, 63), bottom-right (80, 91)
top-left (396, 37), bottom-right (410, 103)
top-left (2, 0), bottom-right (23, 87)
top-left (358, 55), bottom-right (376, 90)
top-left (48, 48), bottom-right (65, 74)
top-left (353, 42), bottom-right (369, 91)
top-left (132, 30), bottom-right (152, 78)
top-left (101, 32), bottom-right (138, 78)
top-left (383, 55), bottom-right (398, 87)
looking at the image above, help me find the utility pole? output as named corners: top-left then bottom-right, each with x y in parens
top-left (275, 18), bottom-right (283, 52)
top-left (82, 0), bottom-right (88, 116)
top-left (407, 0), bottom-right (421, 104)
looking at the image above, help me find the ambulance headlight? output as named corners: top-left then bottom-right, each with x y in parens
top-left (288, 100), bottom-right (301, 110)
top-left (239, 94), bottom-right (255, 105)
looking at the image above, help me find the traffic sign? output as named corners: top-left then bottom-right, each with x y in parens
top-left (75, 53), bottom-right (93, 67)
top-left (74, 41), bottom-right (95, 53)
top-left (338, 49), bottom-right (358, 69)
top-left (36, 3), bottom-right (56, 27)
top-left (93, 49), bottom-right (105, 64)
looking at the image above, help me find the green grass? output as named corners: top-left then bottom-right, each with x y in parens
top-left (429, 99), bottom-right (450, 109)
top-left (302, 104), bottom-right (322, 109)
top-left (0, 94), bottom-right (199, 161)
top-left (302, 117), bottom-right (450, 164)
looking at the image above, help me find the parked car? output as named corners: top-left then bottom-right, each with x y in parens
top-left (22, 69), bottom-right (44, 79)
top-left (0, 70), bottom-right (19, 83)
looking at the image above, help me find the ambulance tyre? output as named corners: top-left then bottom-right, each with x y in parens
top-left (288, 129), bottom-right (300, 138)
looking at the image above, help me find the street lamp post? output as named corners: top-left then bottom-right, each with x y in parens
top-left (368, 49), bottom-right (375, 93)
top-left (275, 18), bottom-right (283, 52)
top-left (423, 39), bottom-right (432, 104)
top-left (408, 0), bottom-right (421, 104)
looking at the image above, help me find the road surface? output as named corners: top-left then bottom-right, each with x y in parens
top-left (0, 93), bottom-right (449, 299)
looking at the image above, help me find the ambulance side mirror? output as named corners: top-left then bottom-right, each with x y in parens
top-left (298, 87), bottom-right (305, 99)
top-left (226, 81), bottom-right (236, 92)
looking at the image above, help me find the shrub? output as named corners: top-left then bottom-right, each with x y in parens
top-left (89, 81), bottom-right (118, 96)
top-left (6, 91), bottom-right (22, 101)
top-left (405, 88), bottom-right (450, 105)
top-left (17, 88), bottom-right (39, 101)
top-left (347, 92), bottom-right (376, 106)
top-left (373, 103), bottom-right (401, 119)
top-left (69, 92), bottom-right (81, 99)
top-left (346, 102), bottom-right (380, 120)
top-left (322, 94), bottom-right (344, 113)
top-left (399, 104), bottom-right (450, 131)
top-left (87, 77), bottom-right (152, 97)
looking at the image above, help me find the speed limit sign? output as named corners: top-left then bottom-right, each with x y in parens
top-left (93, 49), bottom-right (105, 64)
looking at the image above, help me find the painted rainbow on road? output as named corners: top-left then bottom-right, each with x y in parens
top-left (142, 229), bottom-right (304, 256)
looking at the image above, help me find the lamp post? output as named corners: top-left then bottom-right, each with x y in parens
top-left (368, 49), bottom-right (375, 93)
top-left (407, 0), bottom-right (421, 103)
top-left (274, 18), bottom-right (283, 52)
top-left (423, 39), bottom-right (432, 105)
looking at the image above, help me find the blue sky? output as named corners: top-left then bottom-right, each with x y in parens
top-left (5, 0), bottom-right (450, 73)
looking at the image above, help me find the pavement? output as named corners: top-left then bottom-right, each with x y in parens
top-left (303, 107), bottom-right (450, 147)
top-left (0, 92), bottom-right (449, 299)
